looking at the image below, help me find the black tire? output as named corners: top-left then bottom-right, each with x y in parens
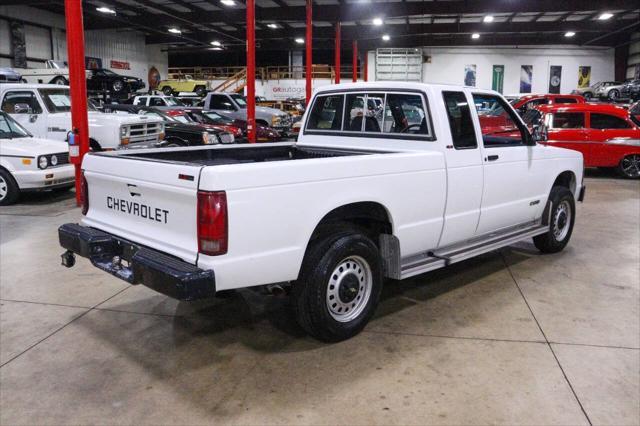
top-left (112, 79), bottom-right (125, 93)
top-left (291, 227), bottom-right (383, 342)
top-left (583, 92), bottom-right (592, 100)
top-left (0, 168), bottom-right (20, 206)
top-left (608, 89), bottom-right (620, 101)
top-left (194, 86), bottom-right (206, 97)
top-left (51, 76), bottom-right (68, 85)
top-left (533, 186), bottom-right (576, 253)
top-left (617, 154), bottom-right (640, 179)
top-left (162, 86), bottom-right (173, 96)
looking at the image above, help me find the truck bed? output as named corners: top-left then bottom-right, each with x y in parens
top-left (112, 144), bottom-right (379, 167)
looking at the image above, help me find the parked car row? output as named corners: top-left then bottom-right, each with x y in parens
top-left (572, 79), bottom-right (640, 102)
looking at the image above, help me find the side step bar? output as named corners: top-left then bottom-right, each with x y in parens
top-left (400, 223), bottom-right (548, 279)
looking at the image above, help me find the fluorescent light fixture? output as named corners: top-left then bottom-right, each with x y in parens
top-left (267, 23), bottom-right (278, 29)
top-left (212, 47), bottom-right (223, 51)
top-left (471, 33), bottom-right (480, 39)
top-left (96, 6), bottom-right (116, 14)
top-left (168, 28), bottom-right (182, 34)
top-left (373, 17), bottom-right (383, 26)
top-left (211, 40), bottom-right (222, 46)
top-left (483, 15), bottom-right (494, 23)
top-left (598, 13), bottom-right (613, 20)
top-left (295, 37), bottom-right (305, 44)
top-left (564, 31), bottom-right (576, 37)
top-left (220, 0), bottom-right (235, 6)
top-left (382, 34), bottom-right (390, 41)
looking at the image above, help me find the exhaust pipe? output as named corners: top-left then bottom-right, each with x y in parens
top-left (265, 283), bottom-right (286, 296)
top-left (61, 250), bottom-right (76, 268)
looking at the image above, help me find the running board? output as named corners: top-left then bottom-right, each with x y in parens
top-left (400, 222), bottom-right (548, 279)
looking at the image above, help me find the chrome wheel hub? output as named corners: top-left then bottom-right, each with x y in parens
top-left (621, 155), bottom-right (640, 178)
top-left (0, 175), bottom-right (7, 201)
top-left (553, 200), bottom-right (571, 241)
top-left (326, 256), bottom-right (372, 322)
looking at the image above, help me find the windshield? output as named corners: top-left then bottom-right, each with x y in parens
top-left (171, 113), bottom-right (193, 124)
top-left (38, 89), bottom-right (73, 113)
top-left (203, 111), bottom-right (232, 124)
top-left (139, 110), bottom-right (173, 122)
top-left (99, 69), bottom-right (118, 76)
top-left (0, 112), bottom-right (32, 138)
top-left (230, 94), bottom-right (247, 108)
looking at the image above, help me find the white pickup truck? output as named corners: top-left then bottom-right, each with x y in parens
top-left (58, 82), bottom-right (585, 342)
top-left (0, 84), bottom-right (164, 151)
top-left (14, 60), bottom-right (75, 85)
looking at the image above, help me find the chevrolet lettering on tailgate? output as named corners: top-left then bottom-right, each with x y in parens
top-left (106, 196), bottom-right (169, 224)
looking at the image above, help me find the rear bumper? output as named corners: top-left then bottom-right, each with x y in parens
top-left (58, 223), bottom-right (216, 301)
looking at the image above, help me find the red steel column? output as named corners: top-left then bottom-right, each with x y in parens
top-left (334, 22), bottom-right (341, 84)
top-left (363, 50), bottom-right (368, 82)
top-left (305, 0), bottom-right (312, 104)
top-left (246, 0), bottom-right (256, 143)
top-left (64, 0), bottom-right (89, 206)
top-left (352, 40), bottom-right (358, 82)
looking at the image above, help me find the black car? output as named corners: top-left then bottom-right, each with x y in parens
top-left (103, 104), bottom-right (234, 147)
top-left (86, 68), bottom-right (145, 93)
top-left (621, 79), bottom-right (640, 102)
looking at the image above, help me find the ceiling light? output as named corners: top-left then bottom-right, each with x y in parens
top-left (373, 17), bottom-right (383, 26)
top-left (220, 0), bottom-right (235, 6)
top-left (211, 47), bottom-right (223, 51)
top-left (471, 33), bottom-right (480, 39)
top-left (168, 28), bottom-right (182, 34)
top-left (267, 23), bottom-right (278, 29)
top-left (211, 40), bottom-right (222, 46)
top-left (483, 15), bottom-right (494, 23)
top-left (96, 6), bottom-right (116, 14)
top-left (295, 38), bottom-right (304, 44)
top-left (564, 31), bottom-right (576, 37)
top-left (382, 34), bottom-right (390, 41)
top-left (598, 13), bottom-right (613, 20)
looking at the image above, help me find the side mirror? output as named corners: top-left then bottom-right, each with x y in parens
top-left (532, 124), bottom-right (548, 144)
top-left (14, 103), bottom-right (32, 114)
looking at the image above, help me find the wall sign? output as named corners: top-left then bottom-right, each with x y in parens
top-left (578, 66), bottom-right (591, 88)
top-left (85, 56), bottom-right (103, 69)
top-left (10, 21), bottom-right (27, 68)
top-left (464, 64), bottom-right (477, 87)
top-left (110, 60), bottom-right (131, 70)
top-left (548, 65), bottom-right (562, 94)
top-left (520, 65), bottom-right (533, 93)
top-left (492, 65), bottom-right (504, 94)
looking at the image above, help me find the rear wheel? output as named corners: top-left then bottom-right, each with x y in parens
top-left (618, 154), bottom-right (640, 179)
top-left (583, 92), bottom-right (593, 100)
top-left (292, 227), bottom-right (383, 342)
top-left (51, 76), bottom-right (68, 85)
top-left (194, 85), bottom-right (206, 97)
top-left (112, 79), bottom-right (125, 92)
top-left (162, 86), bottom-right (173, 96)
top-left (533, 187), bottom-right (575, 253)
top-left (608, 89), bottom-right (620, 101)
top-left (0, 169), bottom-right (19, 206)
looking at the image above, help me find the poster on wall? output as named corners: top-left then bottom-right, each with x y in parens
top-left (578, 66), bottom-right (591, 88)
top-left (520, 65), bottom-right (533, 93)
top-left (148, 67), bottom-right (161, 90)
top-left (548, 65), bottom-right (562, 94)
top-left (10, 21), bottom-right (27, 68)
top-left (464, 64), bottom-right (477, 87)
top-left (85, 56), bottom-right (103, 69)
top-left (492, 65), bottom-right (505, 93)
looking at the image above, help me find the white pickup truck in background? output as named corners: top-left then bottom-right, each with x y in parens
top-left (59, 82), bottom-right (584, 342)
top-left (0, 84), bottom-right (164, 151)
top-left (13, 60), bottom-right (79, 85)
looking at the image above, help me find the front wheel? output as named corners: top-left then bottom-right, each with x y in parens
top-left (533, 187), bottom-right (575, 253)
top-left (608, 89), bottom-right (620, 101)
top-left (194, 86), bottom-right (206, 97)
top-left (0, 169), bottom-right (19, 206)
top-left (583, 92), bottom-right (592, 100)
top-left (112, 79), bottom-right (125, 92)
top-left (162, 86), bottom-right (173, 96)
top-left (51, 76), bottom-right (68, 85)
top-left (618, 154), bottom-right (640, 179)
top-left (292, 228), bottom-right (383, 342)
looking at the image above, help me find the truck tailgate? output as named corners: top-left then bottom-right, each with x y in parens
top-left (81, 154), bottom-right (203, 263)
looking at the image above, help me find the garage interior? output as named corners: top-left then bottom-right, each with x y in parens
top-left (1, 0), bottom-right (640, 425)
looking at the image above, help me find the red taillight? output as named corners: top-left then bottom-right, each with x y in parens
top-left (197, 191), bottom-right (228, 256)
top-left (81, 173), bottom-right (89, 215)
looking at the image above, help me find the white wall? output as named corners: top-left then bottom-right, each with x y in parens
top-left (415, 46), bottom-right (614, 94)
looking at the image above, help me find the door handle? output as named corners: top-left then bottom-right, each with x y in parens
top-left (486, 155), bottom-right (499, 162)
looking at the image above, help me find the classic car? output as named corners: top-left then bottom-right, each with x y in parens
top-left (157, 75), bottom-right (209, 97)
top-left (621, 79), bottom-right (640, 102)
top-left (86, 68), bottom-right (145, 93)
top-left (185, 108), bottom-right (280, 142)
top-left (595, 80), bottom-right (628, 101)
top-left (0, 68), bottom-right (23, 84)
top-left (534, 103), bottom-right (640, 178)
top-left (572, 81), bottom-right (621, 100)
top-left (14, 60), bottom-right (74, 85)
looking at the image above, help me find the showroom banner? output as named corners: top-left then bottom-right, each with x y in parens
top-left (578, 66), bottom-right (591, 88)
top-left (520, 65), bottom-right (533, 93)
top-left (85, 56), bottom-right (103, 69)
top-left (548, 65), bottom-right (562, 94)
top-left (464, 64), bottom-right (477, 87)
top-left (492, 65), bottom-right (504, 93)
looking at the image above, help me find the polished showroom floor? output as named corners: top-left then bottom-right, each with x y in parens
top-left (1, 170), bottom-right (638, 425)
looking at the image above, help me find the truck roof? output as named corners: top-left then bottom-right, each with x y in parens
top-left (0, 83), bottom-right (69, 90)
top-left (313, 81), bottom-right (494, 94)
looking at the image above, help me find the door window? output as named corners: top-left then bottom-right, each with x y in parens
top-left (150, 98), bottom-right (165, 107)
top-left (383, 93), bottom-right (429, 135)
top-left (210, 95), bottom-right (235, 111)
top-left (1, 91), bottom-right (43, 114)
top-left (551, 113), bottom-right (585, 129)
top-left (518, 98), bottom-right (548, 114)
top-left (442, 91), bottom-right (477, 149)
top-left (134, 97), bottom-right (147, 106)
top-left (590, 113), bottom-right (631, 129)
top-left (306, 94), bottom-right (344, 131)
top-left (472, 94), bottom-right (527, 147)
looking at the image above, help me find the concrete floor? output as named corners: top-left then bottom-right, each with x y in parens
top-left (1, 171), bottom-right (638, 425)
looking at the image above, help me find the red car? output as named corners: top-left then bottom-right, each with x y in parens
top-left (164, 109), bottom-right (244, 139)
top-left (184, 109), bottom-right (280, 142)
top-left (534, 103), bottom-right (640, 178)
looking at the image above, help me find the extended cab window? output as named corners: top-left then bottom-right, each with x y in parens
top-left (590, 113), bottom-right (631, 129)
top-left (472, 94), bottom-right (527, 147)
top-left (1, 91), bottom-right (43, 114)
top-left (344, 94), bottom-right (367, 131)
top-left (383, 93), bottom-right (429, 135)
top-left (306, 94), bottom-right (344, 131)
top-left (442, 91), bottom-right (477, 149)
top-left (210, 95), bottom-right (235, 111)
top-left (551, 113), bottom-right (584, 129)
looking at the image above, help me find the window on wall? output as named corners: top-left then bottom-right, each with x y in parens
top-left (472, 93), bottom-right (527, 147)
top-left (590, 113), bottom-right (631, 129)
top-left (442, 91), bottom-right (477, 149)
top-left (306, 94), bottom-right (344, 131)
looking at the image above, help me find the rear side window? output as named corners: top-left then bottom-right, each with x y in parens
top-left (555, 97), bottom-right (578, 104)
top-left (1, 91), bottom-right (43, 114)
top-left (442, 91), bottom-right (477, 149)
top-left (344, 94), bottom-right (366, 131)
top-left (209, 95), bottom-right (235, 111)
top-left (306, 94), bottom-right (344, 131)
top-left (590, 113), bottom-right (631, 129)
top-left (383, 94), bottom-right (429, 135)
top-left (551, 113), bottom-right (585, 129)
